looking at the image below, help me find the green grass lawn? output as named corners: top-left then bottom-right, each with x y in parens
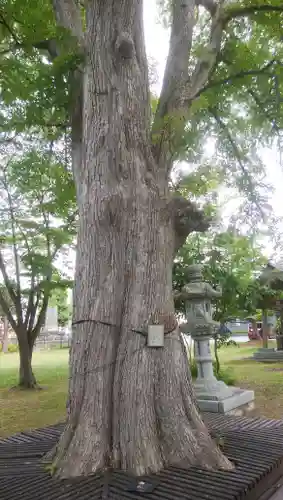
top-left (220, 342), bottom-right (283, 420)
top-left (0, 349), bottom-right (68, 437)
top-left (1, 342), bottom-right (283, 439)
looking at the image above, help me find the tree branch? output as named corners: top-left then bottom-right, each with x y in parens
top-left (0, 250), bottom-right (21, 314)
top-left (196, 0), bottom-right (217, 16)
top-left (225, 4), bottom-right (283, 23)
top-left (21, 232), bottom-right (36, 331)
top-left (52, 0), bottom-right (83, 181)
top-left (24, 276), bottom-right (36, 331)
top-left (3, 174), bottom-right (23, 323)
top-left (248, 88), bottom-right (281, 135)
top-left (0, 288), bottom-right (17, 332)
top-left (209, 106), bottom-right (250, 175)
top-left (0, 13), bottom-right (20, 44)
top-left (32, 292), bottom-right (49, 341)
top-left (151, 0), bottom-right (195, 168)
top-left (188, 3), bottom-right (225, 100)
top-left (209, 106), bottom-right (266, 219)
top-left (26, 196), bottom-right (61, 340)
top-left (52, 0), bottom-right (83, 39)
top-left (154, 0), bottom-right (195, 120)
top-left (33, 39), bottom-right (59, 59)
top-left (199, 59), bottom-right (276, 96)
top-left (0, 39), bottom-right (59, 58)
top-left (151, 1), bottom-right (225, 172)
top-left (0, 15), bottom-right (56, 61)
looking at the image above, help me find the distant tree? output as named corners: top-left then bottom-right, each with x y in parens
top-left (174, 230), bottom-right (267, 371)
top-left (244, 265), bottom-right (283, 346)
top-left (0, 147), bottom-right (76, 387)
top-left (174, 230), bottom-right (267, 321)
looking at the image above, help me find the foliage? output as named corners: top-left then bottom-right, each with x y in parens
top-left (0, 0), bottom-right (283, 235)
top-left (169, 0), bottom-right (283, 233)
top-left (174, 229), bottom-right (267, 372)
top-left (0, 284), bottom-right (14, 316)
top-left (0, 141), bottom-right (76, 350)
top-left (241, 279), bottom-right (283, 313)
top-left (0, 343), bottom-right (19, 353)
top-left (173, 229), bottom-right (267, 320)
top-left (7, 343), bottom-right (18, 353)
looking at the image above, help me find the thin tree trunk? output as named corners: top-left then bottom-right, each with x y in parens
top-left (262, 311), bottom-right (269, 349)
top-left (214, 336), bottom-right (220, 375)
top-left (18, 331), bottom-right (37, 389)
top-left (2, 316), bottom-right (9, 353)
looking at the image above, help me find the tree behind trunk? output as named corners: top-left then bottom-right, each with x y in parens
top-left (18, 330), bottom-right (37, 389)
top-left (2, 316), bottom-right (9, 353)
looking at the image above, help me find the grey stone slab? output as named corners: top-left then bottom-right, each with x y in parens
top-left (197, 388), bottom-right (255, 414)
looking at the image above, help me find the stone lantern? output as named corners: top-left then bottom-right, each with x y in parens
top-left (180, 264), bottom-right (255, 415)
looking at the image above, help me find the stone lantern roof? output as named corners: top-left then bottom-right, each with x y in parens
top-left (260, 262), bottom-right (283, 290)
top-left (180, 264), bottom-right (222, 301)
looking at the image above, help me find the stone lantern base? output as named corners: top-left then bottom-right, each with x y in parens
top-left (195, 385), bottom-right (255, 415)
top-left (192, 335), bottom-right (255, 415)
top-left (179, 263), bottom-right (256, 416)
top-left (253, 347), bottom-right (283, 362)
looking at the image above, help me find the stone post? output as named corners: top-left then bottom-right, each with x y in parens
top-left (180, 264), bottom-right (254, 415)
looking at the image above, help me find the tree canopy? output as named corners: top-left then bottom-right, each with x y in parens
top-left (1, 0), bottom-right (283, 233)
top-left (0, 134), bottom-right (76, 386)
top-left (0, 142), bottom-right (75, 333)
top-left (173, 229), bottom-right (268, 320)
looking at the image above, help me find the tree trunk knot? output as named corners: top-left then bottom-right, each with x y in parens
top-left (115, 32), bottom-right (134, 59)
top-left (171, 195), bottom-right (212, 253)
top-left (149, 311), bottom-right (178, 334)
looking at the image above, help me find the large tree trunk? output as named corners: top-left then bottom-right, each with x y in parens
top-left (50, 0), bottom-right (233, 478)
top-left (18, 331), bottom-right (37, 389)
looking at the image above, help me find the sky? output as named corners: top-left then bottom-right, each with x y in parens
top-left (143, 0), bottom-right (283, 260)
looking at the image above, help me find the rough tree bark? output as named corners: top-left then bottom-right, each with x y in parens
top-left (48, 0), bottom-right (234, 478)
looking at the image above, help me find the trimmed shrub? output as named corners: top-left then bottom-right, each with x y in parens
top-left (7, 343), bottom-right (19, 353)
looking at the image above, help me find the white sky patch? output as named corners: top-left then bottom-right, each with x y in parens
top-left (144, 0), bottom-right (169, 93)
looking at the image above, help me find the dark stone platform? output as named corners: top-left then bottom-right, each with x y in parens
top-left (1, 413), bottom-right (283, 499)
